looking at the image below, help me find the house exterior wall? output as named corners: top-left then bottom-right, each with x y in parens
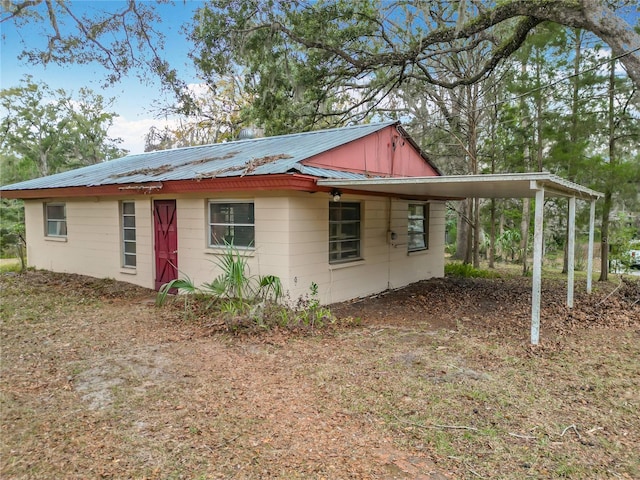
top-left (284, 193), bottom-right (444, 304)
top-left (24, 198), bottom-right (154, 288)
top-left (23, 192), bottom-right (444, 305)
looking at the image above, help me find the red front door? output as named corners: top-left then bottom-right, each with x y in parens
top-left (154, 200), bottom-right (178, 290)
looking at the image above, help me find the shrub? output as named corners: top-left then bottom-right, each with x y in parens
top-left (445, 262), bottom-right (500, 278)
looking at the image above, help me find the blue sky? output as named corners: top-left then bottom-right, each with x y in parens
top-left (1, 1), bottom-right (205, 153)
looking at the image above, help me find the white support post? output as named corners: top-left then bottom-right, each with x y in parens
top-left (531, 187), bottom-right (545, 345)
top-left (587, 200), bottom-right (596, 294)
top-left (567, 196), bottom-right (576, 308)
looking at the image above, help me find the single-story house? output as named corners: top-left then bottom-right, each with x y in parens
top-left (0, 121), bottom-right (445, 304)
top-left (1, 121), bottom-right (603, 344)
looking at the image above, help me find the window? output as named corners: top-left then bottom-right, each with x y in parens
top-left (209, 202), bottom-right (255, 248)
top-left (329, 202), bottom-right (361, 264)
top-left (45, 203), bottom-right (67, 237)
top-left (408, 203), bottom-right (429, 252)
top-left (121, 202), bottom-right (136, 267)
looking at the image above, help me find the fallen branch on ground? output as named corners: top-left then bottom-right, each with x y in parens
top-left (597, 276), bottom-right (623, 306)
top-left (508, 432), bottom-right (537, 440)
top-left (394, 415), bottom-right (479, 432)
top-left (559, 424), bottom-right (582, 440)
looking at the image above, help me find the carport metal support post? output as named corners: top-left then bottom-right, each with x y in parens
top-left (587, 200), bottom-right (596, 294)
top-left (567, 196), bottom-right (576, 308)
top-left (531, 186), bottom-right (545, 345)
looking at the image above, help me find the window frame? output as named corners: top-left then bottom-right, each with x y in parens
top-left (121, 201), bottom-right (137, 268)
top-left (44, 202), bottom-right (67, 237)
top-left (329, 201), bottom-right (362, 264)
top-left (408, 203), bottom-right (429, 252)
top-left (208, 201), bottom-right (255, 249)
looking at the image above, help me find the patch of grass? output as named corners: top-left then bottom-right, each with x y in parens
top-left (445, 261), bottom-right (500, 278)
top-left (0, 260), bottom-right (22, 273)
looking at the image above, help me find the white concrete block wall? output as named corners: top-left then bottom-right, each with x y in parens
top-left (130, 198), bottom-right (154, 288)
top-left (174, 197), bottom-right (211, 284)
top-left (253, 196), bottom-right (291, 289)
top-left (175, 194), bottom-right (292, 293)
top-left (285, 195), bottom-right (444, 305)
top-left (23, 193), bottom-right (445, 303)
top-left (24, 198), bottom-right (155, 289)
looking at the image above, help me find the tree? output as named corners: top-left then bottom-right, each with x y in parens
top-left (1, 0), bottom-right (182, 91)
top-left (191, 0), bottom-right (640, 133)
top-left (4, 2), bottom-right (639, 120)
top-left (0, 76), bottom-right (126, 182)
top-left (144, 76), bottom-right (252, 151)
top-left (595, 56), bottom-right (640, 280)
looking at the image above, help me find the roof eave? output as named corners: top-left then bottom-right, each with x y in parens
top-left (1, 174), bottom-right (320, 199)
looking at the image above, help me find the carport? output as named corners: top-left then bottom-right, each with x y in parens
top-left (318, 172), bottom-right (604, 345)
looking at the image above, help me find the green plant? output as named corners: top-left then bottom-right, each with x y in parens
top-left (155, 241), bottom-right (282, 318)
top-left (201, 241), bottom-right (282, 305)
top-left (497, 229), bottom-right (522, 262)
top-left (155, 275), bottom-right (199, 307)
top-left (444, 262), bottom-right (500, 278)
top-left (0, 261), bottom-right (23, 274)
top-left (294, 282), bottom-right (335, 328)
top-left (0, 199), bottom-right (26, 271)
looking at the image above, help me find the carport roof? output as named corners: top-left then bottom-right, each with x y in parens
top-left (318, 172), bottom-right (603, 200)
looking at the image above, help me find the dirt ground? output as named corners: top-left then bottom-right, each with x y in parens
top-left (1, 269), bottom-right (639, 479)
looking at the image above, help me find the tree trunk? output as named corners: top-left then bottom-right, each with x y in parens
top-left (599, 55), bottom-right (617, 281)
top-left (465, 204), bottom-right (473, 265)
top-left (599, 192), bottom-right (612, 281)
top-left (453, 199), bottom-right (471, 262)
top-left (473, 197), bottom-right (480, 268)
top-left (489, 199), bottom-right (496, 268)
top-left (563, 30), bottom-right (583, 275)
top-left (521, 198), bottom-right (531, 275)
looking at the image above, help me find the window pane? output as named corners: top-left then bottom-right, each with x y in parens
top-left (340, 222), bottom-right (360, 239)
top-left (408, 204), bottom-right (428, 252)
top-left (210, 205), bottom-right (228, 223)
top-left (210, 224), bottom-right (229, 246)
top-left (409, 234), bottom-right (426, 250)
top-left (210, 203), bottom-right (254, 224)
top-left (409, 219), bottom-right (424, 233)
top-left (124, 254), bottom-right (136, 267)
top-left (209, 202), bottom-right (255, 248)
top-left (45, 203), bottom-right (67, 237)
top-left (47, 221), bottom-right (59, 236)
top-left (47, 220), bottom-right (67, 236)
top-left (341, 240), bottom-right (360, 256)
top-left (233, 203), bottom-right (254, 224)
top-left (329, 204), bottom-right (340, 222)
top-left (409, 204), bottom-right (424, 218)
top-left (341, 204), bottom-right (360, 221)
top-left (329, 223), bottom-right (340, 239)
top-left (328, 202), bottom-right (361, 263)
top-left (121, 202), bottom-right (136, 268)
top-left (122, 202), bottom-right (135, 215)
top-left (47, 204), bottom-right (65, 220)
top-left (232, 226), bottom-right (255, 247)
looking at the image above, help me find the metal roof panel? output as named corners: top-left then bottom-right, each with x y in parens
top-left (2, 121), bottom-right (397, 191)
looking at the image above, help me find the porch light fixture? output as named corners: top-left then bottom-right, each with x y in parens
top-left (331, 189), bottom-right (342, 202)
